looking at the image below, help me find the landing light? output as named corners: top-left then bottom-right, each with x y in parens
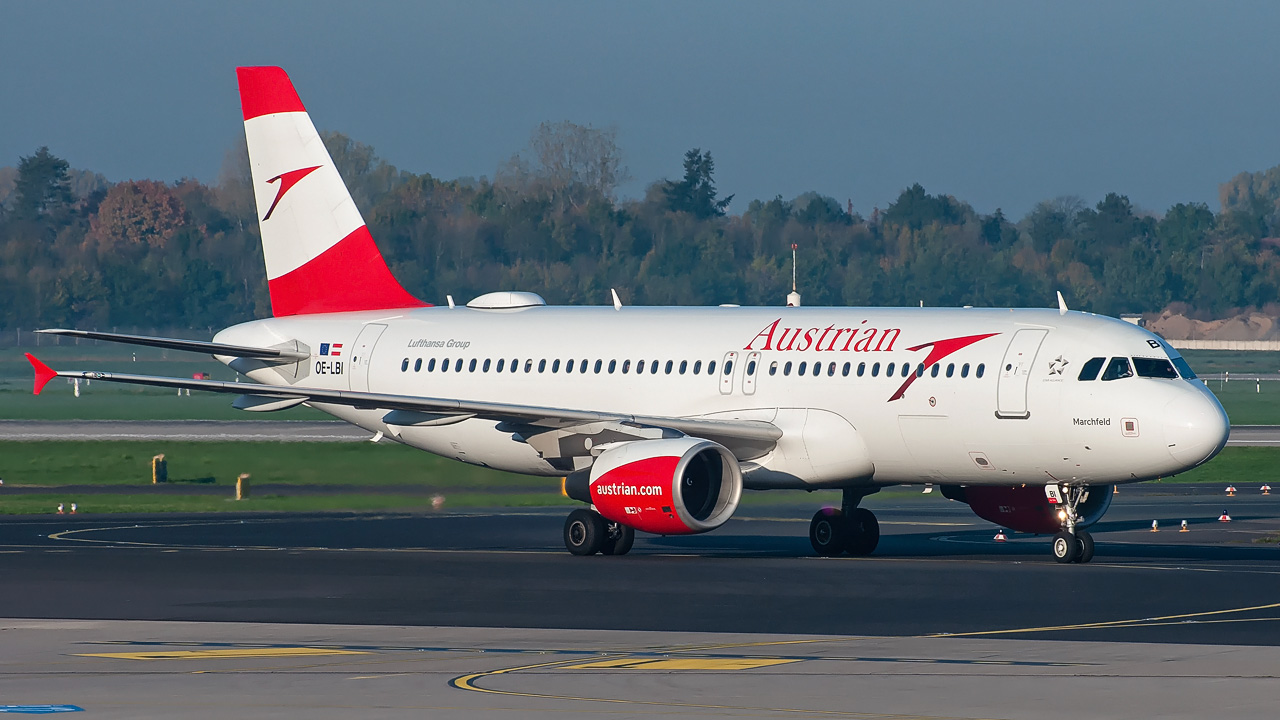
top-left (1057, 510), bottom-right (1067, 521)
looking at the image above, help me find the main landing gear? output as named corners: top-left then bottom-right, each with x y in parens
top-left (563, 508), bottom-right (635, 556)
top-left (810, 487), bottom-right (880, 557)
top-left (1051, 485), bottom-right (1096, 564)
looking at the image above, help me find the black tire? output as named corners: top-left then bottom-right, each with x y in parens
top-left (809, 509), bottom-right (847, 556)
top-left (846, 507), bottom-right (880, 556)
top-left (564, 509), bottom-right (605, 556)
top-left (1077, 530), bottom-right (1095, 564)
top-left (1052, 531), bottom-right (1079, 564)
top-left (601, 523), bottom-right (635, 556)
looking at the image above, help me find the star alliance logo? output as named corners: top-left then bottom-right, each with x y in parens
top-left (1048, 355), bottom-right (1069, 375)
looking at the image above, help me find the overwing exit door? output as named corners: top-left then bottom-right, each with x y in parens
top-left (719, 351), bottom-right (739, 395)
top-left (349, 323), bottom-right (387, 392)
top-left (995, 328), bottom-right (1048, 419)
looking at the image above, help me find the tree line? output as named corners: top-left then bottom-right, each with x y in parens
top-left (2, 122), bottom-right (1279, 332)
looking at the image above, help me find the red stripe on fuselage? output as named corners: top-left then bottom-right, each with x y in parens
top-left (888, 332), bottom-right (1001, 402)
top-left (266, 225), bottom-right (429, 316)
top-left (237, 66), bottom-right (307, 121)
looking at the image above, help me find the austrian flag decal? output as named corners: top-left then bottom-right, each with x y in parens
top-left (319, 343), bottom-right (343, 357)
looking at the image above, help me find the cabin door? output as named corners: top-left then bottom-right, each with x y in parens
top-left (995, 328), bottom-right (1047, 419)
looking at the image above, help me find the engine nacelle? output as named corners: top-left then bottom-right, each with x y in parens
top-left (942, 484), bottom-right (1114, 534)
top-left (565, 438), bottom-right (742, 535)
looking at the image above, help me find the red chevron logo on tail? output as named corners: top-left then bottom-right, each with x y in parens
top-left (262, 165), bottom-right (322, 221)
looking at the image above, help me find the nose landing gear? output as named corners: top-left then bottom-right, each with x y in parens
top-left (1051, 485), bottom-right (1096, 564)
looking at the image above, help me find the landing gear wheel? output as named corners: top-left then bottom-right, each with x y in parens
top-left (600, 522), bottom-right (635, 556)
top-left (1076, 530), bottom-right (1095, 564)
top-left (564, 508), bottom-right (605, 556)
top-left (1052, 531), bottom-right (1080, 564)
top-left (810, 509), bottom-right (848, 556)
top-left (845, 507), bottom-right (880, 556)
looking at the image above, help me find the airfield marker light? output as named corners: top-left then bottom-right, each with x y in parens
top-left (1113, 485), bottom-right (1118, 494)
top-left (432, 495), bottom-right (445, 510)
top-left (1263, 485), bottom-right (1271, 496)
top-left (1219, 510), bottom-right (1231, 523)
top-left (993, 530), bottom-right (1007, 542)
top-left (1180, 520), bottom-right (1189, 532)
top-left (70, 503), bottom-right (77, 514)
top-left (1151, 520), bottom-right (1159, 532)
top-left (56, 503), bottom-right (64, 515)
top-left (1227, 485), bottom-right (1236, 496)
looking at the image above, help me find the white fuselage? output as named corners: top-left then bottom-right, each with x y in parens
top-left (214, 304), bottom-right (1229, 491)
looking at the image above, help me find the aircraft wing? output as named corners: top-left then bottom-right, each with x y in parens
top-left (24, 354), bottom-right (781, 460)
top-left (34, 329), bottom-right (309, 361)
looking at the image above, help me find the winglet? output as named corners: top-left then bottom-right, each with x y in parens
top-left (25, 353), bottom-right (57, 395)
top-left (1056, 291), bottom-right (1068, 315)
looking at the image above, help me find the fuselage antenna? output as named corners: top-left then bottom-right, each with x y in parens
top-left (786, 243), bottom-right (801, 307)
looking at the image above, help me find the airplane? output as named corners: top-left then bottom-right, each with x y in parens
top-left (24, 66), bottom-right (1230, 564)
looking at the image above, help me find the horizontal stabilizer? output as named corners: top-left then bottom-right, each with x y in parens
top-left (25, 353), bottom-right (57, 395)
top-left (34, 329), bottom-right (308, 361)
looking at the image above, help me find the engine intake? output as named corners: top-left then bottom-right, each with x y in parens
top-left (565, 438), bottom-right (742, 535)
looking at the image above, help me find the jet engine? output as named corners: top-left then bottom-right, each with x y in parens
top-left (941, 484), bottom-right (1114, 534)
top-left (564, 438), bottom-right (742, 535)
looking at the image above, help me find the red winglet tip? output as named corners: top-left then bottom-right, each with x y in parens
top-left (25, 353), bottom-right (57, 395)
top-left (236, 66), bottom-right (306, 121)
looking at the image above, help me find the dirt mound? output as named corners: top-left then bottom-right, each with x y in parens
top-left (1148, 310), bottom-right (1279, 341)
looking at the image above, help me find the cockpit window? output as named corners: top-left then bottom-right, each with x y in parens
top-left (1077, 357), bottom-right (1105, 381)
top-left (1170, 355), bottom-right (1196, 379)
top-left (1100, 357), bottom-right (1133, 381)
top-left (1132, 357), bottom-right (1178, 379)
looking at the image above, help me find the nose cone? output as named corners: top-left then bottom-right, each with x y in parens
top-left (1163, 389), bottom-right (1230, 468)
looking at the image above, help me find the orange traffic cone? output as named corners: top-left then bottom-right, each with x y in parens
top-left (1219, 510), bottom-right (1232, 522)
top-left (993, 530), bottom-right (1007, 542)
top-left (1227, 485), bottom-right (1236, 496)
top-left (1180, 520), bottom-right (1189, 532)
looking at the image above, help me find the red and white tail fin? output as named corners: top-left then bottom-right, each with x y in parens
top-left (236, 66), bottom-right (427, 316)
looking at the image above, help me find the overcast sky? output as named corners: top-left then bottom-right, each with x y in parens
top-left (4, 0), bottom-right (1279, 218)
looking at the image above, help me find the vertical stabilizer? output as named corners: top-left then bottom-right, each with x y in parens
top-left (236, 66), bottom-right (426, 316)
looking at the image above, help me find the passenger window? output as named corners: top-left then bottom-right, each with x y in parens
top-left (565, 359), bottom-right (573, 374)
top-left (623, 360), bottom-right (631, 373)
top-left (747, 360), bottom-right (757, 375)
top-left (552, 359), bottom-right (560, 373)
top-left (827, 362), bottom-right (836, 377)
top-left (636, 359), bottom-right (644, 375)
top-left (524, 359), bottom-right (533, 373)
top-left (902, 364), bottom-right (911, 378)
top-left (708, 361), bottom-right (717, 375)
top-left (651, 360), bottom-right (659, 374)
top-left (1101, 357), bottom-right (1133, 381)
top-left (784, 361), bottom-right (793, 376)
top-left (961, 363), bottom-right (969, 378)
top-left (483, 358), bottom-right (491, 372)
top-left (813, 363), bottom-right (821, 377)
top-left (799, 361), bottom-right (808, 375)
top-left (857, 362), bottom-right (866, 377)
top-left (455, 359), bottom-right (462, 372)
top-left (976, 363), bottom-right (985, 378)
top-left (946, 363), bottom-right (954, 378)
top-left (693, 360), bottom-right (702, 374)
top-left (442, 358), bottom-right (450, 373)
top-left (1133, 357), bottom-right (1178, 379)
top-left (401, 359), bottom-right (409, 372)
top-left (1077, 357), bottom-right (1105, 381)
top-left (496, 358), bottom-right (505, 372)
top-left (724, 360), bottom-right (733, 375)
top-left (930, 364), bottom-right (939, 378)
top-left (679, 360), bottom-right (688, 375)
top-left (872, 362), bottom-right (881, 377)
top-left (538, 359), bottom-right (547, 373)
top-left (915, 364), bottom-right (924, 378)
top-left (594, 359), bottom-right (602, 374)
top-left (886, 362), bottom-right (895, 376)
top-left (665, 360), bottom-right (674, 374)
top-left (842, 362), bottom-right (851, 377)
top-left (608, 360), bottom-right (617, 374)
top-left (428, 358), bottom-right (437, 372)
top-left (469, 359), bottom-right (477, 372)
top-left (580, 359), bottom-right (588, 373)
top-left (769, 361), bottom-right (778, 376)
